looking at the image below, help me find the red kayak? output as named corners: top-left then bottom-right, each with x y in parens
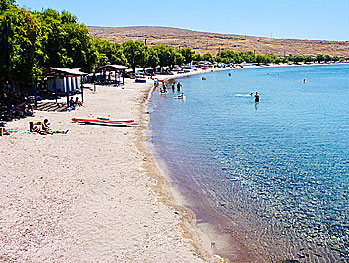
top-left (72, 118), bottom-right (137, 126)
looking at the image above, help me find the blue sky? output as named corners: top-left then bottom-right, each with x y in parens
top-left (18, 0), bottom-right (349, 41)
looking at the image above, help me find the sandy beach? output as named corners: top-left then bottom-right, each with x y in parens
top-left (0, 71), bottom-right (223, 262)
top-left (0, 62), bottom-right (345, 262)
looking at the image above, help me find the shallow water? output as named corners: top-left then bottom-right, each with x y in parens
top-left (148, 65), bottom-right (349, 262)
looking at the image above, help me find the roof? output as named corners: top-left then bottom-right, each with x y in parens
top-left (41, 68), bottom-right (88, 77)
top-left (95, 65), bottom-right (128, 71)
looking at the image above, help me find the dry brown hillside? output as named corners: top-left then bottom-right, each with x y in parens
top-left (88, 26), bottom-right (349, 57)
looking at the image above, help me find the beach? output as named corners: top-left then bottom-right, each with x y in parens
top-left (1, 63), bottom-right (346, 263)
top-left (0, 74), bottom-right (220, 262)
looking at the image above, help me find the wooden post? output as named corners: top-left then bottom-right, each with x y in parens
top-left (29, 122), bottom-right (34, 132)
top-left (66, 77), bottom-right (70, 108)
top-left (34, 86), bottom-right (38, 109)
top-left (80, 77), bottom-right (84, 103)
top-left (122, 69), bottom-right (125, 84)
top-left (54, 76), bottom-right (58, 103)
top-left (115, 70), bottom-right (117, 86)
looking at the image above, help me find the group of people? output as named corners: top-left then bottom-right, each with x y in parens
top-left (11, 102), bottom-right (34, 117)
top-left (160, 81), bottom-right (182, 94)
top-left (250, 92), bottom-right (260, 102)
top-left (30, 119), bottom-right (68, 135)
top-left (69, 97), bottom-right (83, 108)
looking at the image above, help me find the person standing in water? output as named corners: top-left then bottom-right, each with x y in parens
top-left (177, 82), bottom-right (182, 92)
top-left (171, 83), bottom-right (175, 93)
top-left (254, 92), bottom-right (260, 102)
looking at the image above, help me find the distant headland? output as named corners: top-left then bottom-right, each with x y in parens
top-left (88, 26), bottom-right (349, 57)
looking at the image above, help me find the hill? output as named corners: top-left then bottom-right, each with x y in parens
top-left (88, 26), bottom-right (349, 57)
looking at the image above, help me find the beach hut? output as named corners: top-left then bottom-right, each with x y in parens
top-left (40, 68), bottom-right (88, 108)
top-left (95, 65), bottom-right (127, 86)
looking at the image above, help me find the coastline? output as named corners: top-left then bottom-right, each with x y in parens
top-left (1, 62), bottom-right (346, 262)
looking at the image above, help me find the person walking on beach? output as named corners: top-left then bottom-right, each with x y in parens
top-left (171, 83), bottom-right (175, 93)
top-left (254, 92), bottom-right (260, 102)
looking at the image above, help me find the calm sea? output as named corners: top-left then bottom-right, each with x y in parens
top-left (148, 65), bottom-right (348, 262)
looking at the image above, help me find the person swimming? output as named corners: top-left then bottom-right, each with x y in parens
top-left (177, 93), bottom-right (184, 99)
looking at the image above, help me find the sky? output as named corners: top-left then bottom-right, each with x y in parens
top-left (18, 0), bottom-right (349, 41)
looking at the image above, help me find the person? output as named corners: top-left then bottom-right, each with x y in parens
top-left (177, 82), bottom-right (182, 92)
top-left (69, 97), bottom-right (75, 107)
top-left (171, 83), bottom-right (175, 93)
top-left (254, 92), bottom-right (260, 102)
top-left (302, 79), bottom-right (306, 83)
top-left (42, 119), bottom-right (68, 134)
top-left (250, 93), bottom-right (253, 96)
top-left (75, 97), bottom-right (83, 107)
top-left (177, 93), bottom-right (184, 99)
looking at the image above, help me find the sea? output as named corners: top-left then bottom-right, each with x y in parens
top-left (147, 65), bottom-right (348, 262)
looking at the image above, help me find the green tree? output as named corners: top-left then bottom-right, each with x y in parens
top-left (255, 54), bottom-right (265, 65)
top-left (152, 44), bottom-right (175, 68)
top-left (178, 48), bottom-right (194, 64)
top-left (122, 40), bottom-right (147, 72)
top-left (304, 55), bottom-right (313, 64)
top-left (147, 47), bottom-right (159, 70)
top-left (315, 54), bottom-right (324, 63)
top-left (202, 52), bottom-right (214, 63)
top-left (93, 37), bottom-right (127, 66)
top-left (332, 56), bottom-right (339, 63)
top-left (35, 9), bottom-right (97, 72)
top-left (324, 54), bottom-right (331, 63)
top-left (0, 2), bottom-right (42, 96)
top-left (192, 53), bottom-right (202, 62)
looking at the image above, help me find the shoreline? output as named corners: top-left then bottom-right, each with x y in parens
top-left (1, 62), bottom-right (346, 262)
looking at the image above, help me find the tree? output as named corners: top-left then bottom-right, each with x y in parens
top-left (178, 48), bottom-right (194, 64)
top-left (202, 52), bottom-right (214, 63)
top-left (35, 10), bottom-right (97, 72)
top-left (0, 2), bottom-right (42, 96)
top-left (151, 44), bottom-right (175, 68)
top-left (315, 54), bottom-right (324, 63)
top-left (174, 51), bottom-right (184, 66)
top-left (192, 53), bottom-right (202, 62)
top-left (293, 55), bottom-right (303, 64)
top-left (122, 40), bottom-right (147, 72)
top-left (147, 47), bottom-right (159, 70)
top-left (324, 54), bottom-right (331, 63)
top-left (255, 54), bottom-right (265, 65)
top-left (303, 55), bottom-right (313, 64)
top-left (93, 37), bottom-right (127, 66)
top-left (332, 56), bottom-right (339, 63)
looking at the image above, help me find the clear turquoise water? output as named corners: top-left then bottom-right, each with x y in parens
top-left (148, 65), bottom-right (349, 262)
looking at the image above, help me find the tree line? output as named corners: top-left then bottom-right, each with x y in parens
top-left (0, 0), bottom-right (347, 97)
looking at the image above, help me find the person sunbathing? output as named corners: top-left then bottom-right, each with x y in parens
top-left (69, 97), bottom-right (75, 107)
top-left (75, 97), bottom-right (83, 107)
top-left (42, 119), bottom-right (68, 134)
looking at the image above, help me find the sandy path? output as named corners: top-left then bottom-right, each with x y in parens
top-left (0, 79), bottom-right (210, 262)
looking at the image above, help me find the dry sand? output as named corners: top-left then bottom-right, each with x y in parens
top-left (0, 74), bottom-right (221, 262)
